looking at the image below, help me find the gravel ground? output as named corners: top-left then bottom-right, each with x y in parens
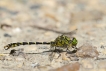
top-left (0, 0), bottom-right (106, 71)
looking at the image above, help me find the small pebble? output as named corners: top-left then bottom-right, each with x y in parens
top-left (0, 55), bottom-right (6, 60)
top-left (97, 60), bottom-right (106, 68)
top-left (31, 62), bottom-right (39, 68)
top-left (61, 52), bottom-right (70, 61)
top-left (49, 62), bottom-right (80, 71)
top-left (76, 43), bottom-right (99, 58)
top-left (15, 57), bottom-right (25, 61)
top-left (12, 27), bottom-right (21, 33)
top-left (81, 59), bottom-right (94, 69)
top-left (4, 33), bottom-right (12, 37)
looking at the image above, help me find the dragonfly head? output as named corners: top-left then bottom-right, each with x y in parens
top-left (70, 37), bottom-right (78, 47)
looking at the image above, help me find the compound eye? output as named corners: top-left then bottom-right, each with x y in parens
top-left (72, 37), bottom-right (78, 46)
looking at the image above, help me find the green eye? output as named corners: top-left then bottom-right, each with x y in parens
top-left (72, 37), bottom-right (78, 46)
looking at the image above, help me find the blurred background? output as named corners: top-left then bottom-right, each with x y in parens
top-left (0, 0), bottom-right (106, 31)
top-left (0, 0), bottom-right (106, 71)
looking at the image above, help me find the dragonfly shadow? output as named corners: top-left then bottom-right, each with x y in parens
top-left (9, 48), bottom-right (78, 55)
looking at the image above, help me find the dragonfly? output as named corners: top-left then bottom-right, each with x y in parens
top-left (4, 35), bottom-right (78, 52)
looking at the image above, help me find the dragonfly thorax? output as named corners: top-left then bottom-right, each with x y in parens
top-left (50, 35), bottom-right (77, 48)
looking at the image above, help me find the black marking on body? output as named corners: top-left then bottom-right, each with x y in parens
top-left (36, 42), bottom-right (42, 44)
top-left (16, 42), bottom-right (22, 46)
top-left (29, 42), bottom-right (36, 45)
top-left (43, 42), bottom-right (50, 44)
top-left (22, 42), bottom-right (29, 45)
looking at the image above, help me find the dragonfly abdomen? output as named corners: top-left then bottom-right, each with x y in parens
top-left (4, 42), bottom-right (51, 50)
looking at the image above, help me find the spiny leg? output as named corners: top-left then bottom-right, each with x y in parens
top-left (66, 47), bottom-right (71, 52)
top-left (56, 51), bottom-right (61, 59)
top-left (53, 47), bottom-right (61, 57)
top-left (49, 46), bottom-right (59, 61)
top-left (50, 47), bottom-right (63, 60)
top-left (49, 46), bottom-right (54, 62)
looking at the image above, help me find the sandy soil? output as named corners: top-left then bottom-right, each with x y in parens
top-left (0, 0), bottom-right (106, 71)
